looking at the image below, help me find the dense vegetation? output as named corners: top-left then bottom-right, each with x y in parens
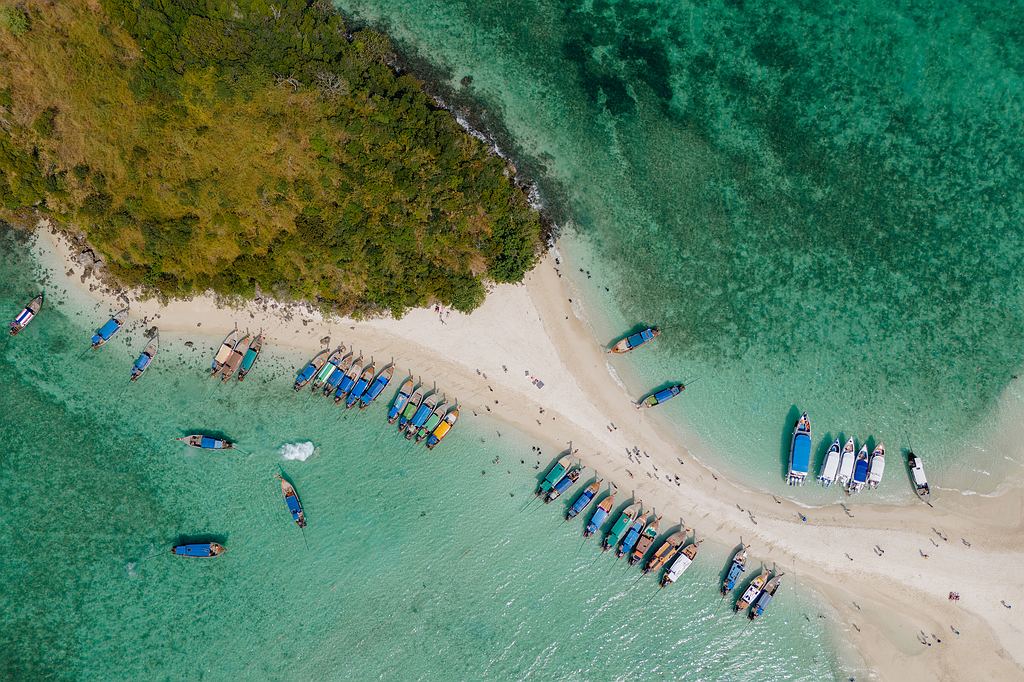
top-left (0, 0), bottom-right (541, 314)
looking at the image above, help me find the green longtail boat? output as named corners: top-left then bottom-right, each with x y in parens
top-left (603, 501), bottom-right (642, 552)
top-left (536, 455), bottom-right (571, 496)
top-left (416, 401), bottom-right (449, 444)
top-left (397, 389), bottom-right (423, 431)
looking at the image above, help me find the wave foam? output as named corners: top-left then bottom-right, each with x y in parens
top-left (280, 442), bottom-right (316, 462)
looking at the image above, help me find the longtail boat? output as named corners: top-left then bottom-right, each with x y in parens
top-left (584, 492), bottom-right (616, 537)
top-left (818, 438), bottom-right (841, 487)
top-left (735, 565), bottom-right (769, 612)
top-left (210, 328), bottom-right (239, 375)
top-left (787, 412), bottom-right (811, 486)
top-left (867, 443), bottom-right (885, 489)
top-left (277, 475), bottom-right (306, 528)
top-left (637, 384), bottom-right (685, 409)
top-left (91, 308), bottom-right (128, 349)
top-left (426, 407), bottom-right (459, 450)
top-left (644, 529), bottom-right (686, 575)
top-left (566, 480), bottom-right (602, 520)
top-left (406, 392), bottom-right (438, 438)
top-left (129, 333), bottom-right (159, 382)
top-left (537, 455), bottom-right (571, 496)
top-left (617, 510), bottom-right (652, 559)
top-left (9, 293), bottom-right (42, 336)
top-left (360, 365), bottom-right (394, 408)
top-left (333, 356), bottom-right (362, 404)
top-left (345, 363), bottom-right (376, 409)
top-left (388, 378), bottom-right (416, 424)
top-left (749, 573), bottom-right (784, 620)
top-left (544, 467), bottom-right (580, 503)
top-left (322, 352), bottom-right (352, 395)
top-left (175, 434), bottom-right (233, 450)
top-left (660, 532), bottom-right (700, 588)
top-left (172, 542), bottom-right (225, 558)
top-left (849, 444), bottom-right (870, 493)
top-left (721, 543), bottom-right (749, 595)
top-left (837, 437), bottom-right (856, 488)
top-left (237, 332), bottom-right (264, 381)
top-left (603, 502), bottom-right (641, 552)
top-left (397, 388), bottom-right (423, 430)
top-left (416, 399), bottom-right (448, 442)
top-left (312, 347), bottom-right (347, 392)
top-left (909, 451), bottom-right (930, 500)
top-left (294, 349), bottom-right (330, 391)
top-left (219, 332), bottom-right (251, 381)
top-left (609, 326), bottom-right (660, 354)
top-left (630, 514), bottom-right (663, 565)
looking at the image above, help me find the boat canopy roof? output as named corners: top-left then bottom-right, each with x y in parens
top-left (200, 436), bottom-right (223, 449)
top-left (791, 433), bottom-right (811, 473)
top-left (98, 318), bottom-right (121, 339)
top-left (653, 386), bottom-right (679, 402)
top-left (134, 354), bottom-right (152, 371)
top-left (286, 495), bottom-right (302, 514)
top-left (911, 464), bottom-right (928, 486)
top-left (626, 329), bottom-right (654, 347)
top-left (174, 543), bottom-right (215, 557)
top-left (854, 459), bottom-right (870, 481)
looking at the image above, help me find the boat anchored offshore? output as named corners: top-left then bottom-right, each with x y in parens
top-left (722, 543), bottom-right (749, 595)
top-left (538, 456), bottom-right (572, 496)
top-left (129, 333), bottom-right (159, 382)
top-left (176, 434), bottom-right (233, 450)
top-left (630, 514), bottom-right (662, 565)
top-left (9, 293), bottom-right (42, 335)
top-left (818, 438), bottom-right (841, 487)
top-left (388, 378), bottom-right (416, 424)
top-left (584, 491), bottom-right (615, 537)
top-left (172, 542), bottom-right (225, 558)
top-left (868, 443), bottom-right (885, 489)
top-left (545, 467), bottom-right (581, 503)
top-left (837, 437), bottom-right (856, 488)
top-left (277, 475), bottom-right (307, 528)
top-left (219, 331), bottom-right (251, 381)
top-left (415, 399), bottom-right (448, 443)
top-left (294, 349), bottom-right (330, 391)
top-left (735, 565), bottom-right (770, 612)
top-left (210, 328), bottom-right (239, 375)
top-left (660, 531), bottom-right (700, 588)
top-left (849, 444), bottom-right (870, 493)
top-left (787, 412), bottom-right (812, 485)
top-left (637, 384), bottom-right (685, 409)
top-left (644, 529), bottom-right (687, 575)
top-left (359, 365), bottom-right (394, 409)
top-left (91, 308), bottom-right (128, 349)
top-left (566, 480), bottom-right (603, 520)
top-left (237, 331), bottom-right (264, 381)
top-left (909, 451), bottom-right (930, 500)
top-left (346, 362), bottom-right (376, 409)
top-left (616, 509), bottom-right (652, 559)
top-left (603, 502), bottom-right (641, 551)
top-left (426, 407), bottom-right (459, 450)
top-left (750, 572), bottom-right (784, 620)
top-left (609, 326), bottom-right (660, 354)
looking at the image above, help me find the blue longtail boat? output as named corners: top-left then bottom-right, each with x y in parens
top-left (277, 475), bottom-right (306, 528)
top-left (91, 308), bottom-right (128, 349)
top-left (129, 333), bottom-right (159, 382)
top-left (9, 293), bottom-right (42, 336)
top-left (566, 480), bottom-right (602, 520)
top-left (544, 467), bottom-right (580, 503)
top-left (294, 350), bottom-right (329, 391)
top-left (616, 510), bottom-right (652, 559)
top-left (721, 543), bottom-right (749, 595)
top-left (237, 332), bottom-right (263, 381)
top-left (603, 502), bottom-right (641, 551)
top-left (609, 326), bottom-right (660, 353)
top-left (311, 347), bottom-right (347, 392)
top-left (333, 356), bottom-right (362, 404)
top-left (359, 365), bottom-right (394, 408)
top-left (537, 455), bottom-right (571, 496)
top-left (345, 363), bottom-right (376, 408)
top-left (406, 393), bottom-right (438, 439)
top-left (387, 378), bottom-right (415, 423)
top-left (175, 434), bottom-right (233, 450)
top-left (322, 352), bottom-right (352, 395)
top-left (584, 491), bottom-right (615, 537)
top-left (397, 388), bottom-right (423, 430)
top-left (749, 572), bottom-right (784, 620)
top-left (637, 384), bottom-right (685, 409)
top-left (172, 543), bottom-right (225, 558)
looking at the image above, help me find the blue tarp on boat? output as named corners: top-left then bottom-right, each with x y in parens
top-left (569, 490), bottom-right (595, 517)
top-left (97, 318), bottom-right (121, 340)
top-left (285, 494), bottom-right (302, 518)
top-left (791, 433), bottom-right (811, 474)
top-left (295, 364), bottom-right (316, 384)
top-left (200, 436), bottom-right (222, 449)
top-left (362, 376), bottom-right (389, 403)
top-left (653, 387), bottom-right (679, 403)
top-left (134, 354), bottom-right (152, 371)
top-left (586, 508), bottom-right (609, 534)
top-left (725, 562), bottom-right (745, 590)
top-left (174, 544), bottom-right (215, 557)
top-left (753, 591), bottom-right (774, 616)
top-left (854, 458), bottom-right (869, 482)
top-left (346, 378), bottom-right (369, 406)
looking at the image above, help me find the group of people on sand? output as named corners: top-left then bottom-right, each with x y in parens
top-left (948, 591), bottom-right (961, 602)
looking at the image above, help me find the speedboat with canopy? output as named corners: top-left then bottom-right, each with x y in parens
top-left (837, 437), bottom-right (856, 488)
top-left (129, 333), bottom-right (159, 382)
top-left (609, 326), bottom-right (660, 353)
top-left (818, 438), bottom-right (840, 487)
top-left (909, 451), bottom-right (930, 500)
top-left (9, 293), bottom-right (42, 335)
top-left (849, 444), bottom-right (870, 493)
top-left (397, 387), bottom-right (423, 430)
top-left (91, 308), bottom-right (128, 349)
top-left (867, 443), bottom-right (885, 489)
top-left (787, 412), bottom-right (811, 485)
top-left (406, 392), bottom-right (438, 438)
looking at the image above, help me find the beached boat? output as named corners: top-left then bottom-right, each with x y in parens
top-left (322, 352), bottom-right (352, 396)
top-left (630, 514), bottom-right (662, 565)
top-left (787, 412), bottom-right (812, 486)
top-left (91, 308), bottom-right (128, 349)
top-left (637, 384), bottom-right (685, 409)
top-left (9, 293), bottom-right (42, 336)
top-left (426, 407), bottom-right (459, 450)
top-left (277, 475), bottom-right (306, 528)
top-left (868, 443), bottom-right (885, 489)
top-left (721, 543), bottom-right (749, 595)
top-left (735, 565), bottom-right (770, 612)
top-left (849, 444), bottom-right (870, 493)
top-left (129, 333), bottom-right (159, 382)
top-left (616, 510), bottom-right (652, 559)
top-left (609, 326), bottom-right (660, 354)
top-left (660, 533), bottom-right (700, 588)
top-left (312, 347), bottom-right (347, 392)
top-left (566, 480), bottom-right (602, 520)
top-left (219, 332), bottom-right (251, 381)
top-left (237, 332), bottom-right (263, 381)
top-left (584, 492), bottom-right (615, 537)
top-left (388, 378), bottom-right (416, 424)
top-left (537, 455), bottom-right (571, 495)
top-left (172, 542), bottom-right (225, 558)
top-left (175, 434), bottom-right (233, 450)
top-left (749, 573), bottom-right (784, 620)
top-left (603, 501), bottom-right (641, 551)
top-left (909, 451), bottom-right (930, 500)
top-left (294, 349), bottom-right (330, 391)
top-left (406, 393), bottom-right (439, 439)
top-left (332, 355), bottom-right (362, 402)
top-left (837, 437), bottom-right (856, 488)
top-left (644, 529), bottom-right (687, 575)
top-left (359, 365), bottom-right (394, 408)
top-left (397, 387), bottom-right (423, 430)
top-left (210, 328), bottom-right (239, 375)
top-left (545, 467), bottom-right (581, 503)
top-left (818, 438), bottom-right (841, 487)
top-left (346, 363), bottom-right (376, 409)
top-left (416, 399), bottom-right (449, 442)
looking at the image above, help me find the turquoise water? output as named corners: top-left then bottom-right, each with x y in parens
top-left (0, 229), bottom-right (846, 679)
top-left (336, 0), bottom-right (1024, 496)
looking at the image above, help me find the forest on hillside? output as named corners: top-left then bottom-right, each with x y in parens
top-left (0, 0), bottom-right (542, 314)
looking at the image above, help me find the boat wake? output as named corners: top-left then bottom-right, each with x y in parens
top-left (279, 441), bottom-right (317, 462)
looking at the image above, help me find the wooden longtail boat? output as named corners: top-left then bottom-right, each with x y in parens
top-left (584, 492), bottom-right (615, 537)
top-left (609, 326), bottom-right (660, 354)
top-left (749, 572), bottom-right (784, 620)
top-left (630, 514), bottom-right (663, 565)
top-left (566, 480), bottom-right (602, 520)
top-left (172, 543), bottom-right (225, 558)
top-left (721, 543), bottom-right (749, 595)
top-left (644, 529), bottom-right (687, 575)
top-left (617, 510), bottom-right (652, 559)
top-left (9, 293), bottom-right (42, 336)
top-left (537, 455), bottom-right (571, 496)
top-left (849, 444), bottom-right (870, 493)
top-left (867, 443), bottom-right (885, 489)
top-left (637, 384), bottom-right (685, 409)
top-left (294, 350), bottom-right (329, 391)
top-left (210, 328), bottom-right (239, 375)
top-left (818, 438), bottom-right (841, 487)
top-left (909, 451), bottom-right (930, 500)
top-left (334, 356), bottom-right (362, 404)
top-left (603, 502), bottom-right (641, 551)
top-left (837, 437), bottom-right (856, 488)
top-left (406, 393), bottom-right (438, 438)
top-left (360, 365), bottom-right (394, 408)
top-left (237, 332), bottom-right (264, 381)
top-left (312, 347), bottom-right (347, 392)
top-left (660, 532), bottom-right (700, 588)
top-left (544, 467), bottom-right (580, 503)
top-left (91, 308), bottom-right (128, 349)
top-left (426, 407), bottom-right (459, 450)
top-left (787, 412), bottom-right (811, 486)
top-left (219, 332), bottom-right (251, 381)
top-left (324, 353), bottom-right (355, 397)
top-left (734, 565), bottom-right (770, 612)
top-left (416, 399), bottom-right (448, 442)
top-left (345, 363), bottom-right (376, 409)
top-left (129, 333), bottom-right (159, 382)
top-left (175, 434), bottom-right (233, 450)
top-left (277, 475), bottom-right (306, 528)
top-left (397, 388), bottom-right (423, 430)
top-left (388, 378), bottom-right (416, 424)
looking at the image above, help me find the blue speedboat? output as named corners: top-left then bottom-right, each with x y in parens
top-left (294, 350), bottom-right (329, 391)
top-left (566, 480), bottom-right (602, 520)
top-left (787, 412), bottom-right (811, 486)
top-left (584, 492), bottom-right (615, 537)
top-left (172, 542), bottom-right (225, 558)
top-left (544, 468), bottom-right (580, 503)
top-left (345, 363), bottom-right (376, 408)
top-left (849, 444), bottom-right (870, 493)
top-left (637, 384), bottom-right (685, 408)
top-left (721, 544), bottom-right (749, 595)
top-left (359, 365), bottom-right (394, 408)
top-left (91, 308), bottom-right (128, 349)
top-left (129, 333), bottom-right (158, 382)
top-left (616, 510), bottom-right (652, 558)
top-left (609, 326), bottom-right (660, 353)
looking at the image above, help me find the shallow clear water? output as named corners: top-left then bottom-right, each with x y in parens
top-left (0, 229), bottom-right (845, 679)
top-left (335, 0), bottom-right (1024, 498)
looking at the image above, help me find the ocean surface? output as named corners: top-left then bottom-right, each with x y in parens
top-left (335, 0), bottom-right (1024, 497)
top-left (0, 228), bottom-right (848, 679)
